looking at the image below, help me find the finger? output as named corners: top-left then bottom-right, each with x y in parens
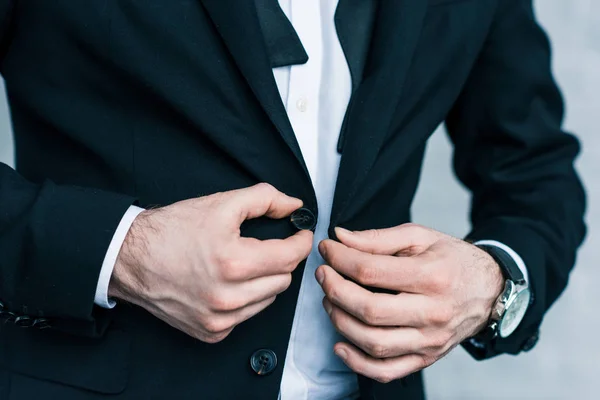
top-left (230, 296), bottom-right (277, 329)
top-left (318, 239), bottom-right (423, 292)
top-left (211, 296), bottom-right (277, 335)
top-left (216, 274), bottom-right (292, 311)
top-left (324, 298), bottom-right (423, 358)
top-left (318, 264), bottom-right (431, 327)
top-left (222, 183), bottom-right (302, 229)
top-left (334, 342), bottom-right (428, 384)
top-left (232, 229), bottom-right (313, 279)
top-left (334, 224), bottom-right (438, 256)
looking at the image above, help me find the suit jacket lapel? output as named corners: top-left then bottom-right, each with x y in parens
top-left (335, 0), bottom-right (379, 92)
top-left (331, 0), bottom-right (428, 225)
top-left (199, 0), bottom-right (308, 176)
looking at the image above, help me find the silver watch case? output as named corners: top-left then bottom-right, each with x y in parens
top-left (491, 280), bottom-right (531, 338)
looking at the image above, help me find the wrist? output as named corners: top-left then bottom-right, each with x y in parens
top-left (475, 250), bottom-right (505, 335)
top-left (108, 209), bottom-right (157, 303)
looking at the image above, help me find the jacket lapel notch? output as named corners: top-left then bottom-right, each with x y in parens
top-left (199, 0), bottom-right (308, 176)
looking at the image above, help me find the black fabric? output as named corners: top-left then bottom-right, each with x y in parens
top-left (335, 0), bottom-right (379, 152)
top-left (0, 0), bottom-right (586, 399)
top-left (254, 0), bottom-right (308, 68)
top-left (335, 0), bottom-right (378, 92)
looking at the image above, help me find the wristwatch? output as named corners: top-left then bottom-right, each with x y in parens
top-left (470, 244), bottom-right (532, 343)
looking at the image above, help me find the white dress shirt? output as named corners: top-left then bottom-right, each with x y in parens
top-left (95, 1), bottom-right (529, 399)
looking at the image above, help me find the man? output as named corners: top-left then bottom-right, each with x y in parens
top-left (0, 0), bottom-right (586, 399)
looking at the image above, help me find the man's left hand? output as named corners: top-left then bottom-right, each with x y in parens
top-left (316, 224), bottom-right (504, 383)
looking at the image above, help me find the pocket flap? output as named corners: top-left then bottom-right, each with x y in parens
top-left (2, 324), bottom-right (130, 394)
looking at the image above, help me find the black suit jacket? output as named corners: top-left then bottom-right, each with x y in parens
top-left (0, 0), bottom-right (586, 399)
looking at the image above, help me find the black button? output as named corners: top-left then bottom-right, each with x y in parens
top-left (290, 208), bottom-right (316, 231)
top-left (15, 316), bottom-right (34, 328)
top-left (32, 318), bottom-right (51, 329)
top-left (521, 330), bottom-right (540, 352)
top-left (250, 349), bottom-right (277, 376)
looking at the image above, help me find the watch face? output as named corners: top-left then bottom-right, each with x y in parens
top-left (499, 288), bottom-right (531, 338)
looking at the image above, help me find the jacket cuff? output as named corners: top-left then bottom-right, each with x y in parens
top-left (463, 218), bottom-right (546, 359)
top-left (19, 182), bottom-right (136, 323)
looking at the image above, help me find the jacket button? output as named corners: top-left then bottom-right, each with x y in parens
top-left (290, 207), bottom-right (317, 231)
top-left (521, 330), bottom-right (540, 352)
top-left (250, 349), bottom-right (277, 376)
top-left (15, 316), bottom-right (34, 328)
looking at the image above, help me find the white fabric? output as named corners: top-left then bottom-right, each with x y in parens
top-left (473, 240), bottom-right (529, 283)
top-left (94, 205), bottom-right (144, 308)
top-left (95, 1), bottom-right (530, 398)
top-left (275, 0), bottom-right (360, 398)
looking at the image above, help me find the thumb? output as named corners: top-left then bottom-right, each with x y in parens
top-left (334, 224), bottom-right (436, 255)
top-left (229, 183), bottom-right (303, 224)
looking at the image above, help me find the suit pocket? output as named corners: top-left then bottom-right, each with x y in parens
top-left (1, 324), bottom-right (130, 395)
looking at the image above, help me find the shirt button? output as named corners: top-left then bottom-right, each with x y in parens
top-left (250, 349), bottom-right (277, 376)
top-left (290, 207), bottom-right (317, 231)
top-left (296, 96), bottom-right (308, 112)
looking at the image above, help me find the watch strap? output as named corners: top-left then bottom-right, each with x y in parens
top-left (476, 244), bottom-right (526, 285)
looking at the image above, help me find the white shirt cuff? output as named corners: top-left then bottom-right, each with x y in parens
top-left (94, 205), bottom-right (145, 309)
top-left (473, 240), bottom-right (529, 284)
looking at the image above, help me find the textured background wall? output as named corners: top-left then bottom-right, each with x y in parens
top-left (0, 1), bottom-right (597, 399)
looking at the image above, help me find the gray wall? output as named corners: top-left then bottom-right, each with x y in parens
top-left (0, 1), bottom-right (596, 399)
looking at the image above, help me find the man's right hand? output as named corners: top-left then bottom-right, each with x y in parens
top-left (108, 183), bottom-right (313, 343)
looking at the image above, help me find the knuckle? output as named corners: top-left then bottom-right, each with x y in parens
top-left (375, 372), bottom-right (396, 384)
top-left (275, 274), bottom-right (293, 293)
top-left (283, 273), bottom-right (293, 289)
top-left (364, 229), bottom-right (380, 240)
top-left (355, 263), bottom-right (378, 286)
top-left (219, 257), bottom-right (245, 281)
top-left (427, 272), bottom-right (447, 292)
top-left (203, 317), bottom-right (231, 335)
top-left (255, 182), bottom-right (276, 196)
top-left (400, 222), bottom-right (422, 232)
top-left (366, 342), bottom-right (389, 359)
top-left (287, 260), bottom-right (301, 273)
top-left (206, 292), bottom-right (243, 312)
top-left (419, 354), bottom-right (435, 369)
top-left (203, 330), bottom-right (232, 344)
top-left (362, 302), bottom-right (383, 325)
top-left (282, 257), bottom-right (301, 273)
top-left (326, 285), bottom-right (340, 302)
top-left (428, 332), bottom-right (450, 350)
top-left (328, 308), bottom-right (342, 328)
top-left (428, 305), bottom-right (453, 326)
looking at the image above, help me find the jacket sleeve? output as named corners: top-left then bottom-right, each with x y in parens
top-left (0, 1), bottom-right (137, 337)
top-left (445, 0), bottom-right (587, 359)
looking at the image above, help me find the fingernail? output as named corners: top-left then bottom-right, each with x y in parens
top-left (316, 266), bottom-right (325, 285)
top-left (323, 299), bottom-right (332, 315)
top-left (335, 348), bottom-right (348, 361)
top-left (335, 227), bottom-right (352, 236)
